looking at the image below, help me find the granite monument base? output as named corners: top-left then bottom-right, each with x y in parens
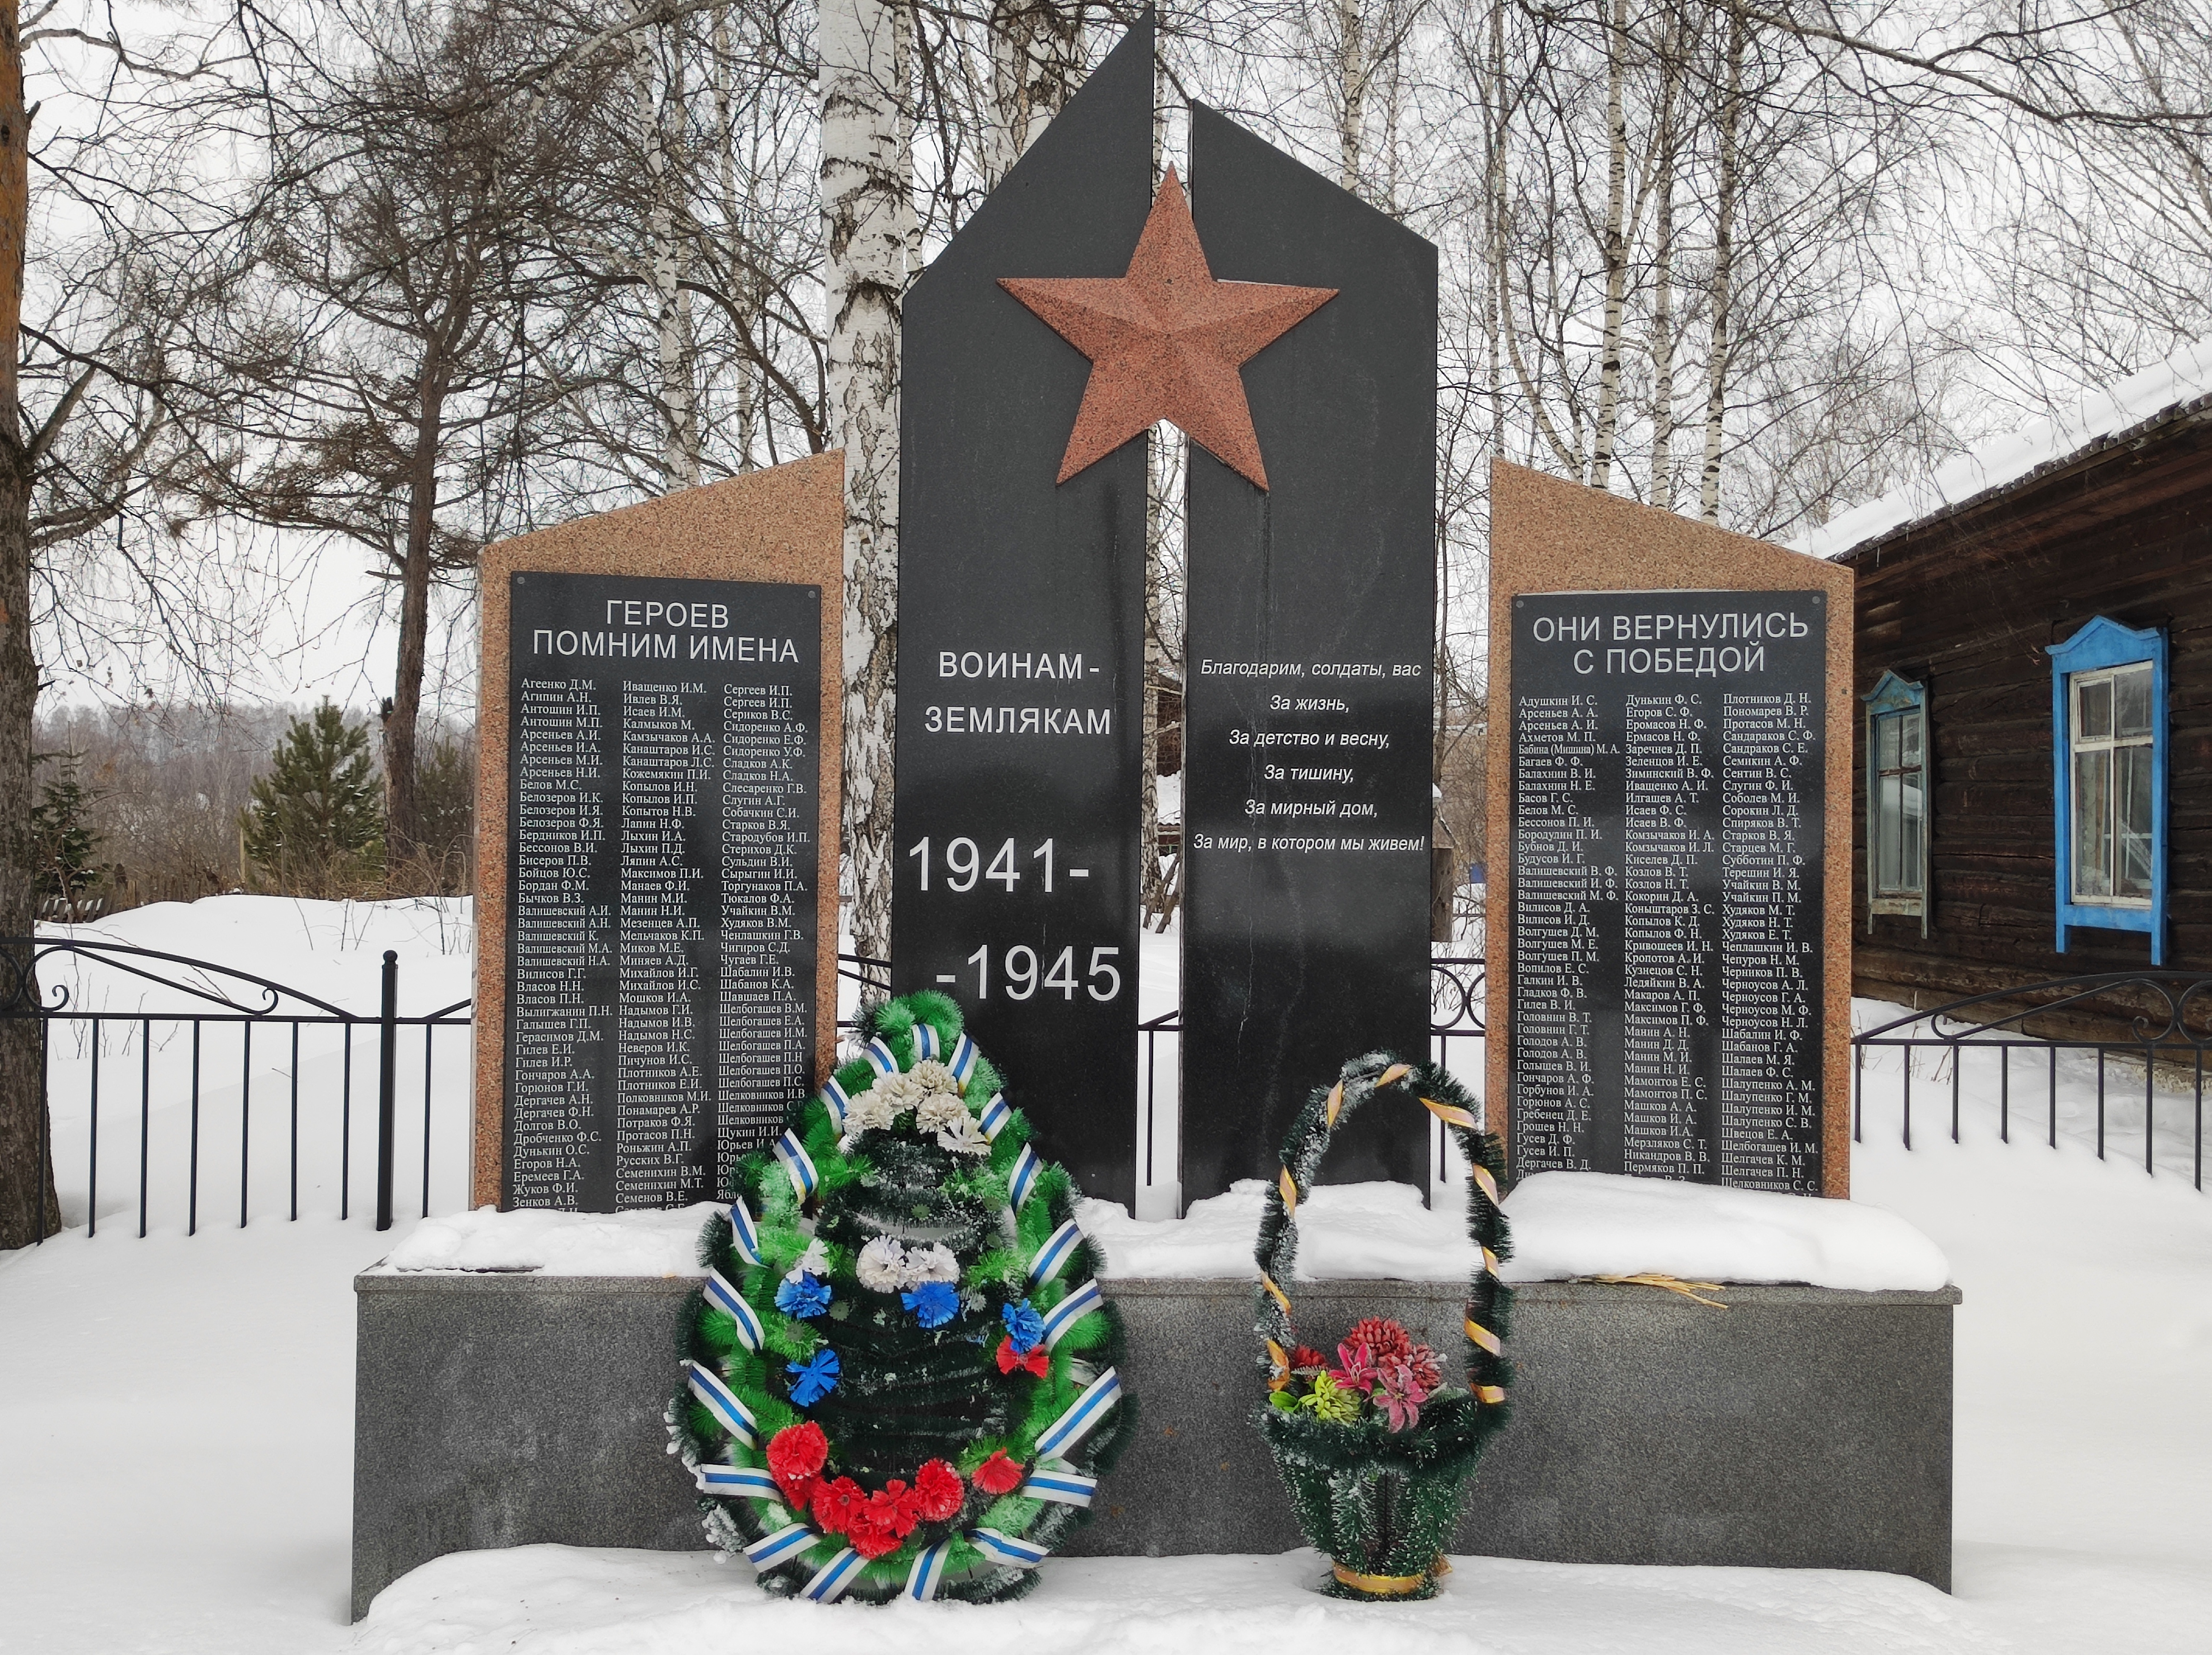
top-left (351, 1272), bottom-right (1957, 1619)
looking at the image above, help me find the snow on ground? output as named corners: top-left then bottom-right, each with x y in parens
top-left (4, 909), bottom-right (2211, 1653)
top-left (348, 1546), bottom-right (2004, 1655)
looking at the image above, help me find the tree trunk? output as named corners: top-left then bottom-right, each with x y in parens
top-left (712, 7), bottom-right (759, 473)
top-left (1484, 0), bottom-right (1505, 458)
top-left (987, 0), bottom-right (1084, 187)
top-left (821, 0), bottom-right (910, 965)
top-left (645, 24), bottom-right (700, 489)
top-left (1139, 28), bottom-right (1167, 928)
top-left (1699, 4), bottom-right (1745, 524)
top-left (384, 377), bottom-right (444, 867)
top-left (0, 0), bottom-right (55, 1248)
top-left (1589, 0), bottom-right (1629, 492)
top-left (1336, 0), bottom-right (1366, 191)
top-left (1649, 11), bottom-right (1680, 511)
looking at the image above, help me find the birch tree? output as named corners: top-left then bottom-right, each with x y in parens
top-left (821, 0), bottom-right (910, 964)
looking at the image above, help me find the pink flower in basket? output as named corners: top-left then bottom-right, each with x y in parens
top-left (1372, 1359), bottom-right (1431, 1432)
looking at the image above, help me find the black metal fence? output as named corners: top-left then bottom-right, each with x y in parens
top-left (1133, 955), bottom-right (1488, 1194)
top-left (7, 937), bottom-right (472, 1244)
top-left (46, 940), bottom-right (2187, 1246)
top-left (1851, 971), bottom-right (2210, 1190)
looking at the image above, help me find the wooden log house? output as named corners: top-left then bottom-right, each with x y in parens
top-left (1802, 344), bottom-right (2212, 1023)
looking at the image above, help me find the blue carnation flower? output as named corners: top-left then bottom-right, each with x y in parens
top-left (902, 1280), bottom-right (962, 1329)
top-left (787, 1347), bottom-right (840, 1406)
top-left (1002, 1298), bottom-right (1044, 1355)
top-left (775, 1272), bottom-right (832, 1319)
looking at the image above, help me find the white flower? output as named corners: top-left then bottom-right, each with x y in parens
top-left (907, 1060), bottom-right (959, 1093)
top-left (916, 1092), bottom-right (970, 1133)
top-left (935, 1113), bottom-right (992, 1157)
top-left (855, 1237), bottom-right (908, 1293)
top-left (907, 1243), bottom-right (961, 1285)
top-left (784, 1239), bottom-right (830, 1284)
top-left (847, 1086), bottom-right (899, 1132)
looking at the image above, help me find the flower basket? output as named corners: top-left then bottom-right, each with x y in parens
top-left (1251, 1055), bottom-right (1513, 1601)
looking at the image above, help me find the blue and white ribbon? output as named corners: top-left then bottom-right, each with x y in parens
top-left (726, 1196), bottom-right (761, 1266)
top-left (1027, 1218), bottom-right (1083, 1286)
top-left (948, 1033), bottom-right (979, 1088)
top-left (978, 1092), bottom-right (1013, 1141)
top-left (970, 1527), bottom-right (1049, 1569)
top-left (1034, 1366), bottom-right (1121, 1459)
top-left (773, 1130), bottom-right (818, 1201)
top-left (685, 1359), bottom-right (758, 1448)
top-left (1020, 1463), bottom-right (1098, 1508)
top-left (1007, 1144), bottom-right (1041, 1208)
top-left (703, 1268), bottom-right (763, 1351)
top-left (818, 1076), bottom-right (852, 1132)
top-left (905, 1540), bottom-right (952, 1601)
top-left (742, 1522), bottom-right (816, 1569)
top-left (912, 1022), bottom-right (942, 1062)
top-left (864, 1036), bottom-right (901, 1077)
top-left (1040, 1279), bottom-right (1103, 1349)
top-left (696, 1462), bottom-right (783, 1502)
top-left (801, 1546), bottom-right (866, 1602)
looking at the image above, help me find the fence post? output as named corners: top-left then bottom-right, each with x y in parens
top-left (376, 950), bottom-right (399, 1232)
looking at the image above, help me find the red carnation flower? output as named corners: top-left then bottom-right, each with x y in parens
top-left (766, 1421), bottom-right (829, 1489)
top-left (973, 1450), bottom-right (1025, 1495)
top-left (780, 1473), bottom-right (821, 1512)
top-left (846, 1510), bottom-right (904, 1559)
top-left (810, 1474), bottom-right (865, 1535)
top-left (874, 1480), bottom-right (925, 1539)
top-left (996, 1337), bottom-right (1051, 1377)
top-left (914, 1459), bottom-right (964, 1522)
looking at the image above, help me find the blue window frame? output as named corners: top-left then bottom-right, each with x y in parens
top-left (1862, 671), bottom-right (1928, 935)
top-left (2049, 616), bottom-right (2168, 963)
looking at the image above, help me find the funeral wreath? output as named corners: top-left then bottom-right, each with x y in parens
top-left (668, 991), bottom-right (1134, 1604)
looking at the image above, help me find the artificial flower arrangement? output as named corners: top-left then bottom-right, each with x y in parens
top-left (667, 991), bottom-right (1132, 1604)
top-left (1252, 1054), bottom-right (1514, 1601)
top-left (1266, 1316), bottom-right (1447, 1432)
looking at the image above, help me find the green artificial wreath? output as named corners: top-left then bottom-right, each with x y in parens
top-left (1251, 1053), bottom-right (1513, 1600)
top-left (667, 991), bottom-right (1135, 1604)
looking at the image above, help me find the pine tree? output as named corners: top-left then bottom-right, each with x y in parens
top-left (27, 755), bottom-right (101, 903)
top-left (412, 734), bottom-right (475, 886)
top-left (241, 702), bottom-right (385, 886)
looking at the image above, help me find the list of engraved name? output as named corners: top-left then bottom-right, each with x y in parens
top-left (1509, 593), bottom-right (1823, 1192)
top-left (504, 576), bottom-right (818, 1211)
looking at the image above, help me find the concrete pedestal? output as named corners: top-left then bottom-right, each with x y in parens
top-left (351, 1272), bottom-right (1957, 1618)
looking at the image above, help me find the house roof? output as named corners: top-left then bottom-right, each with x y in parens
top-left (1792, 336), bottom-right (2212, 565)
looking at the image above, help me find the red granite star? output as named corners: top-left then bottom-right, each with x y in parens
top-left (999, 168), bottom-right (1335, 490)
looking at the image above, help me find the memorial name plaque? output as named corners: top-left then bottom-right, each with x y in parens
top-left (502, 573), bottom-right (820, 1210)
top-left (1509, 590), bottom-right (1824, 1191)
top-left (471, 458), bottom-right (843, 1211)
top-left (1486, 461), bottom-right (1852, 1198)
